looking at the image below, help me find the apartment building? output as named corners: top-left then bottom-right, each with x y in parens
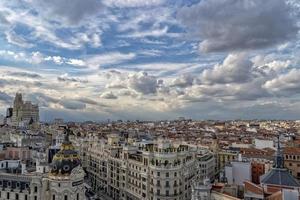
top-left (86, 134), bottom-right (216, 200)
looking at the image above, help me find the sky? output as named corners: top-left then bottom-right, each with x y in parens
top-left (0, 0), bottom-right (299, 121)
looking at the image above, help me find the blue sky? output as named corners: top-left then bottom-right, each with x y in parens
top-left (0, 0), bottom-right (299, 121)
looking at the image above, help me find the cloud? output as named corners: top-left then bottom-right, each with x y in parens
top-left (128, 72), bottom-right (160, 94)
top-left (45, 56), bottom-right (64, 65)
top-left (5, 30), bottom-right (34, 48)
top-left (0, 50), bottom-right (45, 65)
top-left (33, 0), bottom-right (104, 25)
top-left (100, 91), bottom-right (118, 99)
top-left (7, 71), bottom-right (42, 79)
top-left (201, 53), bottom-right (254, 84)
top-left (104, 71), bottom-right (166, 96)
top-left (59, 99), bottom-right (86, 110)
top-left (66, 59), bottom-right (86, 67)
top-left (84, 52), bottom-right (136, 69)
top-left (171, 74), bottom-right (195, 88)
top-left (178, 0), bottom-right (298, 52)
top-left (57, 74), bottom-right (88, 83)
top-left (104, 0), bottom-right (164, 8)
top-left (0, 92), bottom-right (12, 103)
top-left (264, 69), bottom-right (300, 95)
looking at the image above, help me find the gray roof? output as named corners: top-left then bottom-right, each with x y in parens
top-left (260, 168), bottom-right (300, 187)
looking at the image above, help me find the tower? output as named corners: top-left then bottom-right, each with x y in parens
top-left (275, 135), bottom-right (284, 168)
top-left (12, 93), bottom-right (23, 124)
top-left (11, 93), bottom-right (39, 126)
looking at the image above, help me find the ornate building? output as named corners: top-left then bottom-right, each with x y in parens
top-left (46, 128), bottom-right (85, 200)
top-left (86, 134), bottom-right (216, 200)
top-left (0, 128), bottom-right (86, 200)
top-left (11, 93), bottom-right (39, 126)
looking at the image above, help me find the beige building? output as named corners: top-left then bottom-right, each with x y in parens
top-left (86, 134), bottom-right (216, 200)
top-left (11, 93), bottom-right (39, 126)
top-left (284, 147), bottom-right (300, 179)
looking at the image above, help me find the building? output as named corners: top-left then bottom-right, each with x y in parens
top-left (284, 147), bottom-right (300, 179)
top-left (225, 159), bottom-right (251, 187)
top-left (0, 128), bottom-right (86, 200)
top-left (197, 151), bottom-right (216, 182)
top-left (192, 179), bottom-right (212, 200)
top-left (251, 162), bottom-right (265, 184)
top-left (86, 134), bottom-right (215, 200)
top-left (11, 93), bottom-right (39, 126)
top-left (244, 137), bottom-right (300, 200)
top-left (218, 151), bottom-right (238, 172)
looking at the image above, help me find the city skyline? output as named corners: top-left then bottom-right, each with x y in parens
top-left (0, 0), bottom-right (300, 121)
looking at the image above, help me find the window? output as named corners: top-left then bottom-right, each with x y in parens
top-left (157, 172), bottom-right (160, 176)
top-left (53, 195), bottom-right (55, 200)
top-left (7, 192), bottom-right (9, 199)
top-left (166, 172), bottom-right (169, 177)
top-left (166, 190), bottom-right (169, 196)
top-left (34, 186), bottom-right (38, 193)
top-left (157, 189), bottom-right (160, 195)
top-left (174, 172), bottom-right (177, 177)
top-left (77, 193), bottom-right (79, 200)
top-left (34, 196), bottom-right (37, 200)
top-left (16, 194), bottom-right (19, 200)
top-left (166, 181), bottom-right (169, 187)
top-left (25, 195), bottom-right (28, 200)
top-left (64, 195), bottom-right (68, 200)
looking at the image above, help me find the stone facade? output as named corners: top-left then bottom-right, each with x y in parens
top-left (12, 93), bottom-right (39, 126)
top-left (86, 135), bottom-right (216, 200)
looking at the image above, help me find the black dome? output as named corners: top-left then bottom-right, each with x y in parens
top-left (50, 127), bottom-right (81, 176)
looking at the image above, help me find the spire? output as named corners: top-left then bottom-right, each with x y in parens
top-left (63, 126), bottom-right (71, 144)
top-left (275, 134), bottom-right (284, 168)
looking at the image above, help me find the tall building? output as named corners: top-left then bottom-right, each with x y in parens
top-left (11, 93), bottom-right (39, 126)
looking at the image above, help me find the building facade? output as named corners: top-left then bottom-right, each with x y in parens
top-left (86, 135), bottom-right (216, 200)
top-left (0, 129), bottom-right (85, 200)
top-left (11, 93), bottom-right (39, 126)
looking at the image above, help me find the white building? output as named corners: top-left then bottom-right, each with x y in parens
top-left (224, 160), bottom-right (251, 186)
top-left (254, 138), bottom-right (274, 150)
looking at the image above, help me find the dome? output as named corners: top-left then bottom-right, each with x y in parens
top-left (50, 127), bottom-right (81, 176)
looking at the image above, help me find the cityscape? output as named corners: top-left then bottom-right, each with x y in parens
top-left (0, 0), bottom-right (300, 200)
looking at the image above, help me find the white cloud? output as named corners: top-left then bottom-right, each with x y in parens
top-left (201, 53), bottom-right (254, 84)
top-left (66, 59), bottom-right (86, 67)
top-left (5, 30), bottom-right (34, 48)
top-left (84, 52), bottom-right (136, 69)
top-left (264, 69), bottom-right (300, 95)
